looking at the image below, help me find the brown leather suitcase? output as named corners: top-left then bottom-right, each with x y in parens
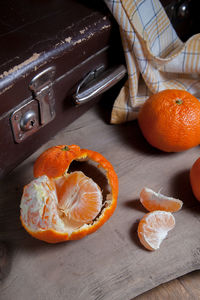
top-left (0, 0), bottom-right (126, 178)
top-left (0, 0), bottom-right (197, 179)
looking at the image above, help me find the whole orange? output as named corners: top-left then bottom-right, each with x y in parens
top-left (138, 89), bottom-right (200, 152)
top-left (190, 157), bottom-right (200, 202)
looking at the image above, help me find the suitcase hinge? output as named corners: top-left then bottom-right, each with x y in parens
top-left (10, 67), bottom-right (56, 143)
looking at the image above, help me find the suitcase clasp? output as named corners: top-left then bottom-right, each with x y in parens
top-left (29, 66), bottom-right (56, 125)
top-left (10, 67), bottom-right (56, 143)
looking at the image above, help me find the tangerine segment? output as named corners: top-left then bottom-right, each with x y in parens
top-left (20, 176), bottom-right (66, 234)
top-left (138, 211), bottom-right (175, 251)
top-left (140, 187), bottom-right (183, 212)
top-left (55, 171), bottom-right (102, 223)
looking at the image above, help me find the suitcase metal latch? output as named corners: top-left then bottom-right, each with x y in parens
top-left (29, 66), bottom-right (56, 125)
top-left (10, 67), bottom-right (56, 143)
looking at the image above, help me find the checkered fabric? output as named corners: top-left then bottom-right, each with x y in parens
top-left (104, 0), bottom-right (200, 124)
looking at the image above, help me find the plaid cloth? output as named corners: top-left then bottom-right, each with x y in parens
top-left (104, 0), bottom-right (200, 124)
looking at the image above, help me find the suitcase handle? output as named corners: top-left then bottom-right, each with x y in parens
top-left (74, 64), bottom-right (126, 104)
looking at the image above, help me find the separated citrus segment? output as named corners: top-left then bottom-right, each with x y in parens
top-left (21, 145), bottom-right (118, 243)
top-left (140, 187), bottom-right (183, 212)
top-left (138, 211), bottom-right (175, 251)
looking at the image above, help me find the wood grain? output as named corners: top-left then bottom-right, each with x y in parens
top-left (135, 270), bottom-right (200, 299)
top-left (0, 102), bottom-right (200, 299)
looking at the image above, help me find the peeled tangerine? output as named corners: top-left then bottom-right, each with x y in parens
top-left (20, 145), bottom-right (118, 243)
top-left (138, 211), bottom-right (175, 251)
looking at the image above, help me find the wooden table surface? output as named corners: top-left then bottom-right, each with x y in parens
top-left (0, 100), bottom-right (200, 299)
top-left (136, 270), bottom-right (200, 299)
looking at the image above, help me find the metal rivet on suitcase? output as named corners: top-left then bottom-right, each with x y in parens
top-left (20, 110), bottom-right (37, 131)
